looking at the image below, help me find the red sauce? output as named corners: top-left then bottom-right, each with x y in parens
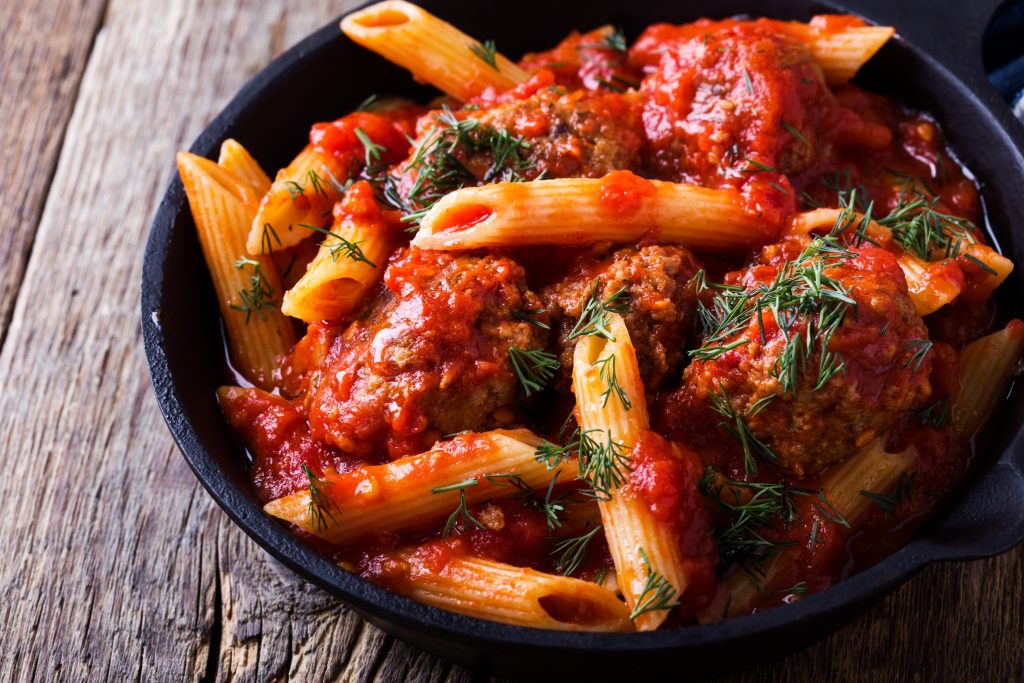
top-left (597, 170), bottom-right (656, 215)
top-left (434, 202), bottom-right (494, 232)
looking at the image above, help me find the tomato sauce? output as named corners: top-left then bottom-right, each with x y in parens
top-left (214, 13), bottom-right (1017, 626)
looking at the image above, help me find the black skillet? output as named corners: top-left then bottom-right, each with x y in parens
top-left (141, 0), bottom-right (1024, 678)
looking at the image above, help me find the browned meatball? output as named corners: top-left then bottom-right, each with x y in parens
top-left (470, 88), bottom-right (644, 179)
top-left (540, 244), bottom-right (701, 389)
top-left (678, 240), bottom-right (932, 477)
top-left (305, 248), bottom-right (548, 459)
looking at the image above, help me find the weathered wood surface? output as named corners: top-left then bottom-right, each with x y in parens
top-left (0, 1), bottom-right (1020, 681)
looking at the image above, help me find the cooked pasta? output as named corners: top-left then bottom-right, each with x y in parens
top-left (184, 6), bottom-right (1019, 633)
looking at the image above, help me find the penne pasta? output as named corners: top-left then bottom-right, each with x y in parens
top-left (373, 548), bottom-right (632, 631)
top-left (246, 145), bottom-right (347, 255)
top-left (177, 152), bottom-right (296, 390)
top-left (703, 436), bottom-right (916, 621)
top-left (340, 1), bottom-right (529, 101)
top-left (281, 181), bottom-right (397, 322)
top-left (217, 139), bottom-right (272, 196)
top-left (572, 313), bottom-right (689, 631)
top-left (800, 25), bottom-right (895, 84)
top-left (412, 172), bottom-right (770, 252)
top-left (264, 429), bottom-right (579, 545)
top-left (952, 320), bottom-right (1024, 442)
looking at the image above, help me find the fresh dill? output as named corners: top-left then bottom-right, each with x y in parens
top-left (707, 386), bottom-right (778, 476)
top-left (918, 396), bottom-right (950, 427)
top-left (812, 491), bottom-right (851, 528)
top-left (508, 347), bottom-right (560, 396)
top-left (861, 472), bottom-right (916, 516)
top-left (354, 127), bottom-right (387, 167)
top-left (630, 548), bottom-right (681, 619)
top-left (877, 189), bottom-right (977, 260)
top-left (355, 93), bottom-right (379, 112)
top-left (552, 524), bottom-right (603, 576)
top-left (782, 120), bottom-right (808, 144)
top-left (568, 281), bottom-right (631, 341)
top-left (469, 39), bottom-right (499, 70)
top-left (902, 338), bottom-right (933, 372)
top-left (433, 479), bottom-right (484, 537)
top-left (260, 222), bottom-right (281, 256)
top-left (298, 224), bottom-right (375, 266)
top-left (576, 428), bottom-right (633, 497)
top-left (604, 27), bottom-right (628, 52)
top-left (305, 169), bottom-right (328, 197)
top-left (594, 355), bottom-right (632, 410)
top-left (690, 236), bottom-right (857, 395)
top-left (511, 307), bottom-right (550, 329)
top-left (741, 67), bottom-right (754, 95)
top-left (230, 257), bottom-right (277, 323)
top-left (302, 464), bottom-right (337, 531)
top-left (485, 471), bottom-right (570, 529)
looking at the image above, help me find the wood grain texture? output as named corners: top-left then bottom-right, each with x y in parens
top-left (0, 0), bottom-right (109, 348)
top-left (0, 1), bottom-right (1020, 681)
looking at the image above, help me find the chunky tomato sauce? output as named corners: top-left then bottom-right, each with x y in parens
top-left (213, 13), bottom-right (1019, 627)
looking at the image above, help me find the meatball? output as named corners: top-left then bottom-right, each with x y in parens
top-left (305, 248), bottom-right (548, 459)
top-left (540, 244), bottom-right (701, 389)
top-left (633, 21), bottom-right (889, 226)
top-left (679, 241), bottom-right (932, 477)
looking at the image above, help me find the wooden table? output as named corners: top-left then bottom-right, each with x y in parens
top-left (1, 1), bottom-right (1021, 680)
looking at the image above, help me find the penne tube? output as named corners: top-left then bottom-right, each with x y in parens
top-left (340, 1), bottom-right (529, 101)
top-left (246, 145), bottom-right (347, 255)
top-left (217, 139), bottom-right (272, 196)
top-left (787, 208), bottom-right (1013, 315)
top-left (800, 26), bottom-right (895, 84)
top-left (952, 320), bottom-right (1024, 442)
top-left (573, 314), bottom-right (688, 631)
top-left (703, 436), bottom-right (916, 621)
top-left (177, 152), bottom-right (296, 390)
top-left (281, 181), bottom-right (398, 322)
top-left (264, 429), bottom-right (579, 545)
top-left (412, 172), bottom-right (770, 252)
top-left (374, 548), bottom-right (632, 631)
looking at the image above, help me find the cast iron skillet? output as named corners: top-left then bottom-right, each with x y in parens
top-left (141, 0), bottom-right (1024, 678)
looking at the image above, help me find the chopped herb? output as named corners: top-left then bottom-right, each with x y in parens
top-left (298, 224), bottom-right (375, 266)
top-left (230, 257), bottom-right (277, 323)
top-left (964, 252), bottom-right (998, 276)
top-left (861, 472), bottom-right (916, 516)
top-left (782, 121), bottom-right (808, 144)
top-left (433, 479), bottom-right (484, 537)
top-left (508, 347), bottom-right (560, 396)
top-left (877, 189), bottom-right (977, 260)
top-left (594, 355), bottom-right (631, 410)
top-left (260, 222), bottom-right (281, 256)
top-left (812, 491), bottom-right (851, 528)
top-left (568, 281), bottom-right (631, 341)
top-left (305, 169), bottom-right (328, 198)
top-left (486, 472), bottom-right (570, 529)
top-left (354, 127), bottom-right (387, 166)
top-left (302, 465), bottom-right (337, 531)
top-left (741, 67), bottom-right (754, 95)
top-left (774, 581), bottom-right (809, 596)
top-left (603, 27), bottom-right (628, 52)
top-left (577, 428), bottom-right (633, 497)
top-left (284, 180), bottom-right (305, 201)
top-left (918, 397), bottom-right (950, 427)
top-left (707, 386), bottom-right (778, 476)
top-left (468, 39), bottom-right (499, 70)
top-left (552, 524), bottom-right (604, 576)
top-left (902, 339), bottom-right (933, 372)
top-left (512, 307), bottom-right (550, 329)
top-left (741, 157), bottom-right (776, 173)
top-left (355, 94), bottom-right (379, 112)
top-left (629, 548), bottom-right (681, 619)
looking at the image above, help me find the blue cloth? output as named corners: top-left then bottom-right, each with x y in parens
top-left (986, 0), bottom-right (1024, 122)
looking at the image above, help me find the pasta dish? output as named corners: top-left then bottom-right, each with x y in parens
top-left (175, 1), bottom-right (1022, 632)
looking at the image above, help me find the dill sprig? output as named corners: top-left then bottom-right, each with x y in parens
top-left (812, 491), bottom-right (851, 528)
top-left (707, 387), bottom-right (778, 476)
top-left (568, 281), bottom-right (631, 341)
top-left (691, 236), bottom-right (857, 394)
top-left (298, 224), bottom-right (375, 266)
top-left (260, 222), bottom-right (281, 256)
top-left (552, 524), bottom-right (603, 576)
top-left (576, 428), bottom-right (633, 497)
top-left (354, 127), bottom-right (387, 166)
top-left (877, 188), bottom-right (977, 260)
top-left (230, 257), bottom-right (277, 323)
top-left (485, 472), bottom-right (571, 530)
top-left (508, 347), bottom-right (560, 396)
top-left (861, 472), bottom-right (916, 516)
top-left (700, 466), bottom-right (806, 569)
top-left (902, 338), bottom-right (933, 372)
top-left (630, 548), bottom-right (681, 619)
top-left (468, 39), bottom-right (499, 70)
top-left (918, 397), bottom-right (951, 427)
top-left (511, 307), bottom-right (550, 329)
top-left (379, 106), bottom-right (534, 228)
top-left (433, 479), bottom-right (485, 537)
top-left (594, 355), bottom-right (632, 410)
top-left (302, 464), bottom-right (337, 531)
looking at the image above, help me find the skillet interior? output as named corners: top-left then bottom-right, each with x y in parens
top-left (141, 0), bottom-right (1024, 677)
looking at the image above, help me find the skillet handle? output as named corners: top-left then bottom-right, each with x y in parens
top-left (841, 0), bottom-right (1003, 94)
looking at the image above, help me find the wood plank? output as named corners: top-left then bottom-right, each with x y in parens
top-left (0, 0), bottom-right (109, 347)
top-left (0, 1), bottom-right (1020, 681)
